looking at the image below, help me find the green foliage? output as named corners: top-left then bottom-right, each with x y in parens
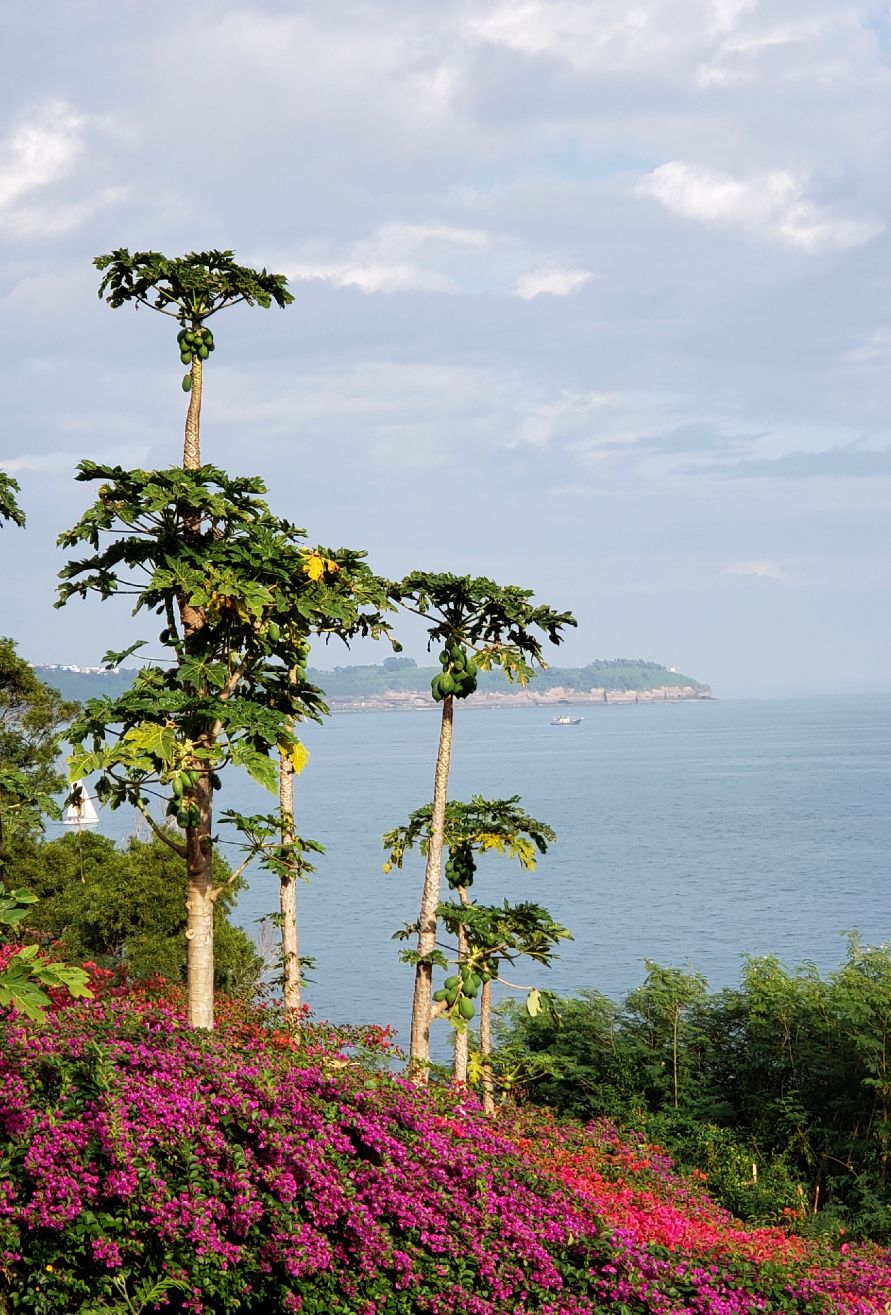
top-left (94, 248), bottom-right (293, 322)
top-left (0, 881), bottom-right (93, 1019)
top-left (0, 471), bottom-right (25, 528)
top-left (10, 831), bottom-right (263, 994)
top-left (387, 797), bottom-right (567, 1033)
top-left (496, 941), bottom-right (891, 1238)
top-left (0, 638), bottom-right (78, 866)
top-left (56, 463), bottom-right (391, 826)
top-left (393, 571), bottom-right (576, 688)
top-left (384, 795), bottom-right (556, 876)
top-left (220, 808), bottom-right (324, 885)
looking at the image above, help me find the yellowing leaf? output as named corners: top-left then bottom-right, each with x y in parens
top-left (302, 554), bottom-right (325, 581)
top-left (301, 552), bottom-right (341, 581)
top-left (286, 741), bottom-right (310, 775)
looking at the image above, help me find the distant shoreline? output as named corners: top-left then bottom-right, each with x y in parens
top-left (326, 685), bottom-right (714, 714)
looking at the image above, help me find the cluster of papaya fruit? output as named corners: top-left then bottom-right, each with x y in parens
top-left (430, 641), bottom-right (478, 702)
top-left (433, 958), bottom-right (496, 1024)
top-left (444, 842), bottom-right (475, 890)
top-left (177, 324), bottom-right (215, 391)
top-left (164, 768), bottom-right (221, 829)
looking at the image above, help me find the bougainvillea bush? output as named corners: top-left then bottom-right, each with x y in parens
top-left (1, 986), bottom-right (891, 1315)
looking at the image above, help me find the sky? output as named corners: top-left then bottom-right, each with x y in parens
top-left (1, 0), bottom-right (890, 698)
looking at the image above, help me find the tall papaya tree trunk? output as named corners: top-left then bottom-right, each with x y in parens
top-left (182, 339), bottom-right (210, 1025)
top-left (279, 726), bottom-right (302, 1022)
top-left (185, 768), bottom-right (215, 1029)
top-left (183, 346), bottom-right (203, 469)
top-left (453, 922), bottom-right (470, 1084)
top-left (409, 694), bottom-right (454, 1077)
top-left (480, 978), bottom-right (495, 1116)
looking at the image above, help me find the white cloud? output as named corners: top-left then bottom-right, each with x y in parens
top-left (513, 267), bottom-right (593, 299)
top-left (2, 187), bottom-right (126, 240)
top-left (722, 560), bottom-right (790, 582)
top-left (638, 162), bottom-right (882, 252)
top-left (286, 261), bottom-right (454, 295)
top-left (843, 327), bottom-right (891, 366)
top-left (1, 444), bottom-right (149, 475)
top-left (466, 1), bottom-right (683, 73)
top-left (0, 101), bottom-right (85, 211)
top-left (515, 391), bottom-right (620, 447)
top-left (0, 100), bottom-right (121, 239)
top-left (709, 0), bottom-right (759, 34)
top-left (282, 221), bottom-right (492, 295)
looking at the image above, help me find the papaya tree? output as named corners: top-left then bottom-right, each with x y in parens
top-left (0, 472), bottom-right (25, 528)
top-left (390, 573), bottom-right (575, 1075)
top-left (57, 463), bottom-right (391, 1029)
top-left (94, 248), bottom-right (292, 469)
top-left (438, 900), bottom-right (571, 1113)
top-left (385, 793), bottom-right (566, 1091)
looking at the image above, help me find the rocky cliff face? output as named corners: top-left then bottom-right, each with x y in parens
top-left (328, 684), bottom-right (713, 713)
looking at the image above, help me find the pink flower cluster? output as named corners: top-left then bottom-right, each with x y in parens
top-left (1, 991), bottom-right (890, 1313)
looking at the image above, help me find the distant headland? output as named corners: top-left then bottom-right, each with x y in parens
top-left (36, 658), bottom-right (712, 713)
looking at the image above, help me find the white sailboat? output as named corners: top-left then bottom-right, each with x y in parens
top-left (63, 781), bottom-right (99, 828)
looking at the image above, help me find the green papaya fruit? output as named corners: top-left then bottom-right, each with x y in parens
top-left (433, 989), bottom-right (449, 1003)
top-left (458, 997), bottom-right (475, 1021)
top-left (444, 975), bottom-right (460, 990)
top-left (268, 620), bottom-right (281, 641)
top-left (176, 808), bottom-right (189, 828)
top-left (440, 673), bottom-right (457, 696)
top-left (198, 344), bottom-right (209, 359)
top-left (182, 373), bottom-right (192, 391)
top-left (171, 775), bottom-right (184, 799)
top-left (211, 773), bottom-right (222, 791)
top-left (446, 987), bottom-right (459, 1007)
top-left (185, 331), bottom-right (196, 345)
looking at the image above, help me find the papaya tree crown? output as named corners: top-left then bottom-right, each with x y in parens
top-left (94, 248), bottom-right (294, 321)
top-left (394, 571), bottom-right (575, 681)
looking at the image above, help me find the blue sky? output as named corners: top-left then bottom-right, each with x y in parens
top-left (1, 0), bottom-right (890, 697)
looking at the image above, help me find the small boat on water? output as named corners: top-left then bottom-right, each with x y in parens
top-left (63, 781), bottom-right (99, 828)
top-left (550, 715), bottom-right (583, 726)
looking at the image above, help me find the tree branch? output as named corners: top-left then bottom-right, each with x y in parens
top-left (135, 799), bottom-right (187, 857)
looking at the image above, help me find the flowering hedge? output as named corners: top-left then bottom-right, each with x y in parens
top-left (1, 988), bottom-right (890, 1314)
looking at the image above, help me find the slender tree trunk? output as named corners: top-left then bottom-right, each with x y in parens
top-left (409, 694), bottom-right (454, 1078)
top-left (480, 978), bottom-right (495, 1116)
top-left (180, 336), bottom-right (209, 1025)
top-left (279, 730), bottom-right (301, 1021)
top-left (183, 350), bottom-right (203, 469)
top-left (185, 769), bottom-right (215, 1029)
top-left (453, 923), bottom-right (469, 1084)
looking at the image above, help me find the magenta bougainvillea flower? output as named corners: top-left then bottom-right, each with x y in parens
top-left (1, 985), bottom-right (890, 1313)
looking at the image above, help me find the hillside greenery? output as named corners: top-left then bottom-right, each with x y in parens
top-left (37, 656), bottom-right (707, 704)
top-left (8, 831), bottom-right (264, 996)
top-left (493, 942), bottom-right (891, 1242)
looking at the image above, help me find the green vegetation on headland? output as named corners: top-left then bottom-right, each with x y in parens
top-left (36, 655), bottom-right (709, 704)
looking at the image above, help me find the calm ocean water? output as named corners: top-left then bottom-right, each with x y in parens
top-left (88, 696), bottom-right (891, 1042)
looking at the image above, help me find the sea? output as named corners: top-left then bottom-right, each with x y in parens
top-left (80, 695), bottom-right (891, 1044)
